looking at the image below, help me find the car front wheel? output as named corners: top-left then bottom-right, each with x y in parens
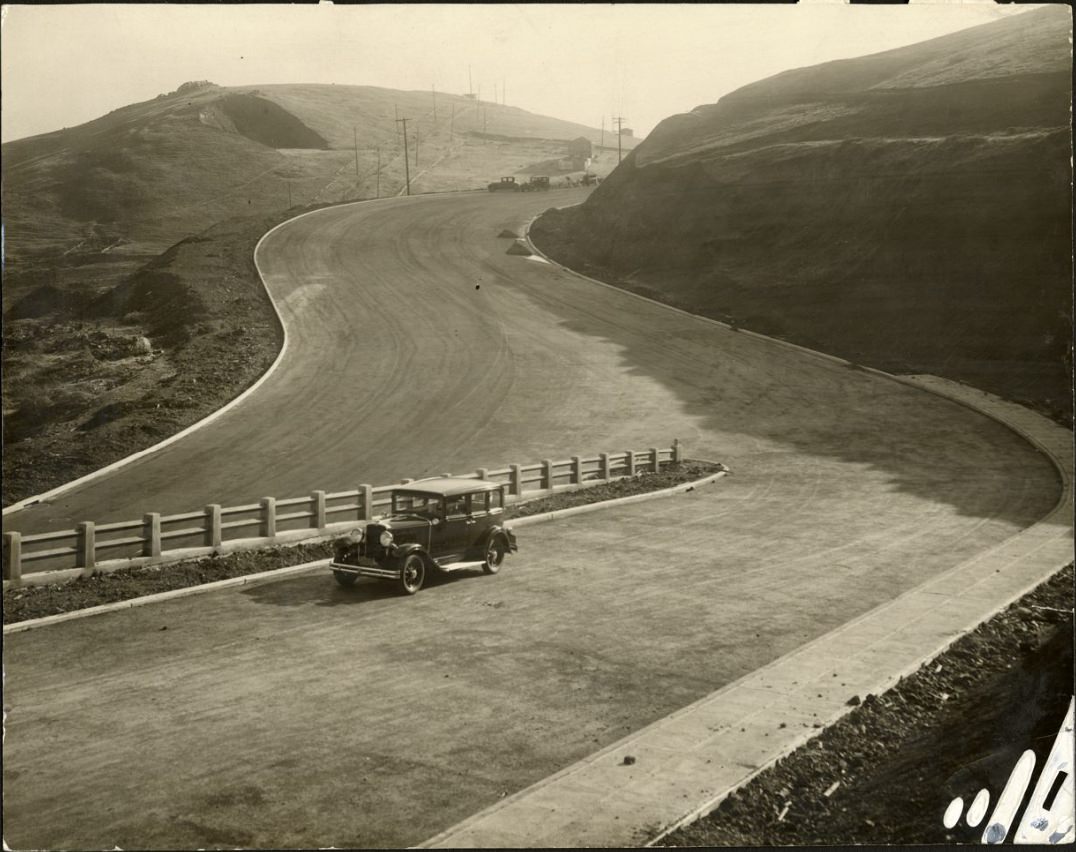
top-left (398, 553), bottom-right (425, 595)
top-left (483, 537), bottom-right (506, 574)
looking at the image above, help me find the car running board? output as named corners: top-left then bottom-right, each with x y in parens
top-left (435, 559), bottom-right (486, 572)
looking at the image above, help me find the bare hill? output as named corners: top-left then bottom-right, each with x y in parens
top-left (532, 7), bottom-right (1073, 422)
top-left (2, 81), bottom-right (633, 275)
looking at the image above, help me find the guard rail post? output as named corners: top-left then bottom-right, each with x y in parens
top-left (477, 468), bottom-right (489, 480)
top-left (142, 513), bottom-right (162, 558)
top-left (77, 521), bottom-right (96, 576)
top-left (625, 450), bottom-right (636, 477)
top-left (673, 439), bottom-right (682, 463)
top-left (3, 532), bottom-right (21, 586)
top-left (260, 497), bottom-right (276, 539)
top-left (360, 484), bottom-right (373, 520)
top-left (650, 447), bottom-right (661, 473)
top-left (600, 452), bottom-right (611, 480)
top-left (312, 491), bottom-right (327, 530)
top-left (543, 459), bottom-right (554, 491)
top-left (510, 464), bottom-right (523, 497)
top-left (572, 456), bottom-right (583, 484)
top-left (206, 505), bottom-right (222, 547)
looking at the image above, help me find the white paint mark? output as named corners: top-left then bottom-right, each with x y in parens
top-left (944, 796), bottom-right (964, 829)
top-left (967, 788), bottom-right (990, 828)
top-left (1015, 697), bottom-right (1075, 845)
top-left (824, 780), bottom-right (840, 797)
top-left (983, 749), bottom-right (1036, 844)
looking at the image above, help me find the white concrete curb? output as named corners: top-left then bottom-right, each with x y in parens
top-left (522, 209), bottom-right (851, 370)
top-left (3, 558), bottom-right (329, 635)
top-left (509, 469), bottom-right (727, 529)
top-left (3, 193), bottom-right (480, 518)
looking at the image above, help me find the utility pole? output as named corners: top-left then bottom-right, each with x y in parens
top-left (613, 115), bottom-right (627, 164)
top-left (353, 127), bottom-right (360, 178)
top-left (376, 147), bottom-right (381, 198)
top-left (397, 117), bottom-right (411, 195)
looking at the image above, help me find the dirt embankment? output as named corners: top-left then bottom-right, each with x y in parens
top-left (2, 211), bottom-right (286, 506)
top-left (531, 8), bottom-right (1072, 425)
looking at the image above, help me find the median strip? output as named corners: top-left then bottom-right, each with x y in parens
top-left (4, 461), bottom-right (724, 631)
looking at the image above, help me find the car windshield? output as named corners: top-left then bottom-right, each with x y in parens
top-left (391, 491), bottom-right (441, 518)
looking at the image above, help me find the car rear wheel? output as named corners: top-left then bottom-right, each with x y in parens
top-left (483, 537), bottom-right (506, 574)
top-left (398, 553), bottom-right (425, 595)
top-left (333, 569), bottom-right (359, 587)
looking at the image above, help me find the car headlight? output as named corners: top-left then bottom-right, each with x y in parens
top-left (379, 530), bottom-right (394, 547)
top-left (349, 528), bottom-right (365, 543)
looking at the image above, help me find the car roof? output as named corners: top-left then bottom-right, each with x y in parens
top-left (396, 477), bottom-right (503, 497)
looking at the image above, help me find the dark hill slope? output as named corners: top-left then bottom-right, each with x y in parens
top-left (532, 7), bottom-right (1072, 422)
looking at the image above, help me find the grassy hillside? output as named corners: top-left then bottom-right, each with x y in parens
top-left (532, 7), bottom-right (1072, 422)
top-left (2, 81), bottom-right (632, 271)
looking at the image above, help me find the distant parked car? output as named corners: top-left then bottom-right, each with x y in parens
top-left (520, 176), bottom-right (551, 192)
top-left (487, 176), bottom-right (520, 192)
top-left (329, 478), bottom-right (518, 595)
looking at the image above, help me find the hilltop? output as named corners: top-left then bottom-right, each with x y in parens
top-left (3, 80), bottom-right (633, 272)
top-left (532, 7), bottom-right (1072, 422)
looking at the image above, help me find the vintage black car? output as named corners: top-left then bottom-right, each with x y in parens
top-left (329, 478), bottom-right (518, 595)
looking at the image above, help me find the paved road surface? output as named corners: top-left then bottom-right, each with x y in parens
top-left (2, 191), bottom-right (1061, 847)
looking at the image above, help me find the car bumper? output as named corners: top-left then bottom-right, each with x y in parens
top-left (329, 560), bottom-right (400, 580)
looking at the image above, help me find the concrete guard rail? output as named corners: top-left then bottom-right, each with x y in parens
top-left (3, 444), bottom-right (681, 588)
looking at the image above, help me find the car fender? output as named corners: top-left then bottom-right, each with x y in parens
top-left (482, 524), bottom-right (518, 553)
top-left (390, 542), bottom-right (431, 565)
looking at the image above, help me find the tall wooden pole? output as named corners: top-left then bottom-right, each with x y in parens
top-left (397, 117), bottom-right (411, 195)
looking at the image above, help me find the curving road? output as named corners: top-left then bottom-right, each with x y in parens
top-left (2, 190), bottom-right (1064, 848)
top-left (4, 190), bottom-right (1058, 541)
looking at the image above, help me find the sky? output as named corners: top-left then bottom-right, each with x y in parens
top-left (0, 2), bottom-right (1042, 144)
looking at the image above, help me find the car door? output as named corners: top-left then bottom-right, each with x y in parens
top-left (436, 494), bottom-right (472, 563)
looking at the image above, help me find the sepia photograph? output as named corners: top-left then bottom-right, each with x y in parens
top-left (2, 2), bottom-right (1073, 848)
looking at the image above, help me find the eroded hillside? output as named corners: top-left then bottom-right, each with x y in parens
top-left (532, 7), bottom-right (1072, 421)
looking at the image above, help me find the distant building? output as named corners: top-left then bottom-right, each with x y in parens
top-left (567, 136), bottom-right (593, 169)
top-left (619, 127), bottom-right (634, 138)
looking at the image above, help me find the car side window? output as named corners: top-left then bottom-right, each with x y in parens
top-left (445, 495), bottom-right (470, 518)
top-left (490, 489), bottom-right (503, 510)
top-left (471, 491), bottom-right (489, 515)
